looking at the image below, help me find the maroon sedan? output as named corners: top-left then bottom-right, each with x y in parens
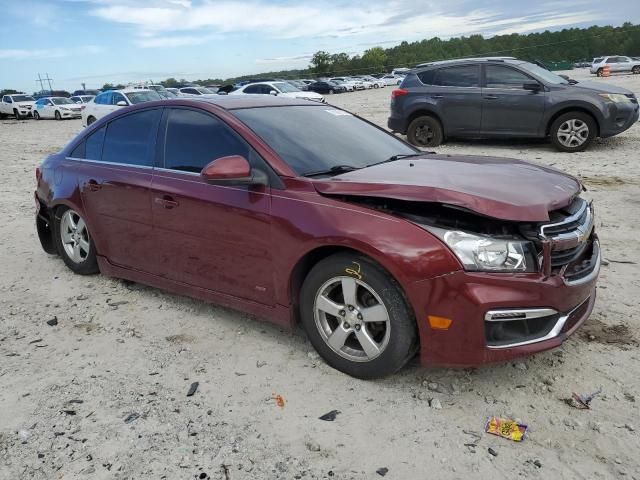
top-left (34, 96), bottom-right (600, 378)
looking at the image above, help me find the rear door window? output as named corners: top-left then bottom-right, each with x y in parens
top-left (111, 92), bottom-right (127, 105)
top-left (102, 109), bottom-right (161, 166)
top-left (434, 65), bottom-right (480, 87)
top-left (485, 65), bottom-right (532, 88)
top-left (162, 108), bottom-right (250, 173)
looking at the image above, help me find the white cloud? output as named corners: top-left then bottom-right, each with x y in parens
top-left (89, 0), bottom-right (603, 50)
top-left (0, 46), bottom-right (104, 60)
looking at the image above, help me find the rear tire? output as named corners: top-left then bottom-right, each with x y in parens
top-left (55, 110), bottom-right (61, 121)
top-left (87, 116), bottom-right (96, 125)
top-left (596, 68), bottom-right (604, 77)
top-left (300, 253), bottom-right (417, 379)
top-left (633, 66), bottom-right (640, 74)
top-left (407, 115), bottom-right (443, 147)
top-left (33, 111), bottom-right (40, 120)
top-left (550, 111), bottom-right (596, 152)
top-left (53, 207), bottom-right (99, 275)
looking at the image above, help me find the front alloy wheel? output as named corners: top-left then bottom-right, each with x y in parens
top-left (300, 253), bottom-right (417, 379)
top-left (550, 112), bottom-right (596, 152)
top-left (314, 276), bottom-right (391, 362)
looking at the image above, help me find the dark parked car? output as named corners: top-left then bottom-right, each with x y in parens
top-left (35, 96), bottom-right (599, 378)
top-left (308, 81), bottom-right (346, 94)
top-left (389, 57), bottom-right (639, 152)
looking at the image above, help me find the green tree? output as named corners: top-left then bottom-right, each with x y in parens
top-left (361, 47), bottom-right (387, 73)
top-left (310, 51), bottom-right (332, 75)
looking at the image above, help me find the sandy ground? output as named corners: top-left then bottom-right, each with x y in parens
top-left (1, 69), bottom-right (639, 480)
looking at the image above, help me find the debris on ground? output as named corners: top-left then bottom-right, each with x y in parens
top-left (429, 398), bottom-right (442, 409)
top-left (186, 382), bottom-right (199, 397)
top-left (376, 467), bottom-right (389, 476)
top-left (123, 412), bottom-right (140, 424)
top-left (565, 387), bottom-right (602, 409)
top-left (485, 417), bottom-right (528, 442)
top-left (488, 447), bottom-right (498, 457)
top-left (319, 410), bottom-right (340, 421)
top-left (272, 393), bottom-right (285, 408)
top-left (46, 317), bottom-right (58, 326)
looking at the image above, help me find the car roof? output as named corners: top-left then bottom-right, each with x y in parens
top-left (415, 56), bottom-right (522, 69)
top-left (154, 96), bottom-right (324, 110)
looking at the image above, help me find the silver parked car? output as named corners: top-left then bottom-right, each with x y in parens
top-left (590, 56), bottom-right (640, 76)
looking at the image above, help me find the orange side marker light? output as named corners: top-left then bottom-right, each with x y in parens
top-left (428, 316), bottom-right (452, 330)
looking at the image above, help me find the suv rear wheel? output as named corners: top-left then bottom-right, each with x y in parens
top-left (633, 66), bottom-right (640, 74)
top-left (407, 115), bottom-right (443, 147)
top-left (300, 253), bottom-right (417, 379)
top-left (550, 112), bottom-right (596, 152)
top-left (596, 68), bottom-right (604, 77)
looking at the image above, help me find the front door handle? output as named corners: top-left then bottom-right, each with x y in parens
top-left (431, 94), bottom-right (444, 99)
top-left (155, 195), bottom-right (179, 209)
top-left (484, 95), bottom-right (499, 100)
top-left (87, 179), bottom-right (101, 191)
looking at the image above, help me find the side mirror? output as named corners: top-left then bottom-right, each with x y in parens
top-left (201, 155), bottom-right (268, 186)
top-left (523, 81), bottom-right (542, 92)
top-left (116, 100), bottom-right (127, 106)
top-left (269, 90), bottom-right (278, 96)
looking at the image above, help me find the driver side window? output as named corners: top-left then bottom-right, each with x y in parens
top-left (162, 108), bottom-right (251, 173)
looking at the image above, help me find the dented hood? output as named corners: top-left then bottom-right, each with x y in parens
top-left (313, 154), bottom-right (582, 222)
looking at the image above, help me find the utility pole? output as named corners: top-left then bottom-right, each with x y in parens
top-left (35, 73), bottom-right (54, 93)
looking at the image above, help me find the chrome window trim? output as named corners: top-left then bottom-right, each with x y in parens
top-left (65, 157), bottom-right (154, 170)
top-left (155, 167), bottom-right (200, 176)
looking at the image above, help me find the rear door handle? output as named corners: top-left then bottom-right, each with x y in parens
top-left (484, 95), bottom-right (498, 100)
top-left (87, 179), bottom-right (101, 191)
top-left (431, 94), bottom-right (444, 99)
top-left (155, 195), bottom-right (179, 209)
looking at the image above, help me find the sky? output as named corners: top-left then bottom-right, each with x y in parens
top-left (1, 0), bottom-right (638, 92)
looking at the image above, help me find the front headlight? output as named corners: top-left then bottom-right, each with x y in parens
top-left (60, 107), bottom-right (69, 111)
top-left (423, 226), bottom-right (537, 272)
top-left (599, 93), bottom-right (631, 103)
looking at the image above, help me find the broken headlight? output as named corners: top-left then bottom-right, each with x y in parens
top-left (423, 226), bottom-right (537, 272)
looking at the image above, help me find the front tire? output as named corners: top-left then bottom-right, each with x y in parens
top-left (407, 115), bottom-right (443, 147)
top-left (55, 110), bottom-right (61, 120)
top-left (300, 253), bottom-right (417, 379)
top-left (550, 111), bottom-right (596, 152)
top-left (33, 111), bottom-right (40, 120)
top-left (87, 116), bottom-right (96, 125)
top-left (13, 109), bottom-right (22, 120)
top-left (53, 207), bottom-right (99, 275)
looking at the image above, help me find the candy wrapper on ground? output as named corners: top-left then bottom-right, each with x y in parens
top-left (485, 416), bottom-right (528, 442)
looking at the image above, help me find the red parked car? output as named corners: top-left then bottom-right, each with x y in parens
top-left (34, 96), bottom-right (600, 378)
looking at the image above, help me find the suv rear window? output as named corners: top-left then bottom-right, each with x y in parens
top-left (434, 65), bottom-right (480, 87)
top-left (417, 69), bottom-right (436, 85)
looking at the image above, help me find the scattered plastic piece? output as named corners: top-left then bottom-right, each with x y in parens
top-left (124, 412), bottom-right (140, 423)
top-left (272, 394), bottom-right (285, 408)
top-left (376, 467), bottom-right (389, 476)
top-left (568, 387), bottom-right (602, 409)
top-left (46, 317), bottom-right (58, 326)
top-left (485, 416), bottom-right (528, 442)
top-left (187, 382), bottom-right (199, 397)
top-left (319, 410), bottom-right (340, 421)
top-left (488, 447), bottom-right (498, 457)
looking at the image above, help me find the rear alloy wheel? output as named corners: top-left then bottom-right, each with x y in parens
top-left (33, 111), bottom-right (40, 120)
top-left (329, 89), bottom-right (334, 94)
top-left (633, 66), bottom-right (640, 74)
top-left (300, 253), bottom-right (417, 379)
top-left (596, 68), bottom-right (604, 77)
top-left (54, 207), bottom-right (99, 275)
top-left (55, 110), bottom-right (62, 120)
top-left (87, 116), bottom-right (96, 125)
top-left (407, 115), bottom-right (443, 147)
top-left (550, 112), bottom-right (596, 152)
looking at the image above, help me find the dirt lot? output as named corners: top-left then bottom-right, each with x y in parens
top-left (1, 69), bottom-right (639, 479)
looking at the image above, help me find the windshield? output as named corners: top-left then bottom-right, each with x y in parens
top-left (124, 90), bottom-right (162, 104)
top-left (195, 87), bottom-right (213, 94)
top-left (81, 96), bottom-right (94, 102)
top-left (52, 97), bottom-right (73, 105)
top-left (273, 82), bottom-right (300, 93)
top-left (518, 62), bottom-right (568, 85)
top-left (234, 106), bottom-right (416, 176)
top-left (13, 95), bottom-right (35, 102)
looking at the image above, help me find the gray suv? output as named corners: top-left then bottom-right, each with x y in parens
top-left (388, 58), bottom-right (639, 152)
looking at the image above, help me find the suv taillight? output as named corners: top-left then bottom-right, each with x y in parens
top-left (391, 89), bottom-right (408, 99)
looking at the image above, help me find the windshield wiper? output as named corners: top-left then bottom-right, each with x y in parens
top-left (367, 152), bottom-right (428, 168)
top-left (303, 165), bottom-right (360, 177)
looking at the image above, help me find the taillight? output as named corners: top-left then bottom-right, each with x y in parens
top-left (391, 88), bottom-right (408, 99)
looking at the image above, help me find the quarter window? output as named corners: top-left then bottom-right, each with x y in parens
top-left (163, 108), bottom-right (250, 173)
top-left (417, 69), bottom-right (436, 85)
top-left (485, 65), bottom-right (532, 88)
top-left (111, 92), bottom-right (126, 105)
top-left (434, 65), bottom-right (480, 87)
top-left (102, 109), bottom-right (161, 166)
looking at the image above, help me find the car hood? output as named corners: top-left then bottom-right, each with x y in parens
top-left (567, 81), bottom-right (634, 95)
top-left (313, 154), bottom-right (582, 222)
top-left (18, 101), bottom-right (35, 107)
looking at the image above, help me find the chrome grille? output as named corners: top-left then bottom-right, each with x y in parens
top-left (540, 198), bottom-right (594, 267)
